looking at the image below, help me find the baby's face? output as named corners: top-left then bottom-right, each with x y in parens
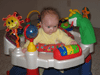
top-left (40, 14), bottom-right (59, 35)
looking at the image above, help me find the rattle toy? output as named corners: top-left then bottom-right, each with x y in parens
top-left (24, 24), bottom-right (38, 52)
top-left (54, 44), bottom-right (82, 60)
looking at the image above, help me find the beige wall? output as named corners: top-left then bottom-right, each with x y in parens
top-left (0, 0), bottom-right (37, 30)
top-left (37, 0), bottom-right (100, 28)
top-left (1, 0), bottom-right (100, 30)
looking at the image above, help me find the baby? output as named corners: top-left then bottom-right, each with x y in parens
top-left (22, 7), bottom-right (77, 53)
top-left (9, 7), bottom-right (77, 75)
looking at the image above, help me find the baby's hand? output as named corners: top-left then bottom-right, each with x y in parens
top-left (70, 41), bottom-right (77, 45)
top-left (22, 48), bottom-right (27, 53)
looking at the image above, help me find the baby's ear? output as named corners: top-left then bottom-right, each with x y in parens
top-left (39, 22), bottom-right (42, 27)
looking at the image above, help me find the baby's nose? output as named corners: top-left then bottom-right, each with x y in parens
top-left (50, 27), bottom-right (54, 31)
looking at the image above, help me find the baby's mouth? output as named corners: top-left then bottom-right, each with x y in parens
top-left (49, 33), bottom-right (52, 34)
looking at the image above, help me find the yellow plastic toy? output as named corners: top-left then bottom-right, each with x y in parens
top-left (2, 12), bottom-right (24, 48)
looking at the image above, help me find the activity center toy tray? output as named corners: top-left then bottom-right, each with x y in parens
top-left (3, 10), bottom-right (93, 71)
top-left (4, 30), bottom-right (91, 69)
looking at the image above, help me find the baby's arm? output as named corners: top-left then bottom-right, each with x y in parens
top-left (70, 41), bottom-right (77, 44)
top-left (59, 29), bottom-right (77, 45)
top-left (58, 29), bottom-right (77, 73)
top-left (22, 33), bottom-right (40, 53)
top-left (22, 40), bottom-right (30, 48)
top-left (22, 48), bottom-right (27, 53)
top-left (22, 40), bottom-right (30, 53)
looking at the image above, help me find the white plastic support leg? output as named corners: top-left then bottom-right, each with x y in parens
top-left (11, 47), bottom-right (24, 65)
top-left (80, 43), bottom-right (94, 53)
top-left (25, 51), bottom-right (38, 69)
top-left (4, 37), bottom-right (16, 55)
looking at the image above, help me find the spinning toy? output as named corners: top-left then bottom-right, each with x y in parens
top-left (59, 9), bottom-right (80, 31)
top-left (59, 18), bottom-right (73, 31)
top-left (2, 12), bottom-right (24, 48)
top-left (2, 12), bottom-right (24, 32)
top-left (24, 24), bottom-right (38, 52)
top-left (54, 44), bottom-right (82, 60)
top-left (60, 21), bottom-right (73, 31)
top-left (82, 7), bottom-right (90, 19)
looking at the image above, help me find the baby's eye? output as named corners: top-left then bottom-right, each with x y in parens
top-left (54, 26), bottom-right (57, 27)
top-left (48, 26), bottom-right (50, 28)
top-left (11, 20), bottom-right (13, 22)
top-left (8, 22), bottom-right (10, 24)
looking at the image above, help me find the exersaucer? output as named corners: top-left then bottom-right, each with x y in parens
top-left (3, 10), bottom-right (93, 75)
top-left (4, 25), bottom-right (91, 75)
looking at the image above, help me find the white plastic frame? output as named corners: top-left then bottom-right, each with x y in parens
top-left (4, 31), bottom-right (94, 70)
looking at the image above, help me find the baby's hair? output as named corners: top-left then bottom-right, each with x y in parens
top-left (40, 7), bottom-right (60, 22)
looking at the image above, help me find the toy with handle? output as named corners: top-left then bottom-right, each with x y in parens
top-left (25, 10), bottom-right (40, 28)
